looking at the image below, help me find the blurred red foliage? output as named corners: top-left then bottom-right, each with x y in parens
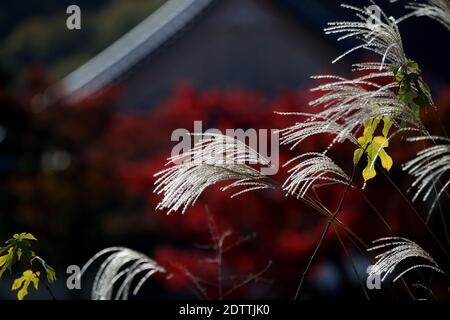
top-left (2, 68), bottom-right (450, 298)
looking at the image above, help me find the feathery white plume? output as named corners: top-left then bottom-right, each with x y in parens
top-left (278, 76), bottom-right (421, 156)
top-left (310, 75), bottom-right (421, 130)
top-left (278, 2), bottom-right (432, 185)
top-left (403, 136), bottom-right (450, 221)
top-left (277, 111), bottom-right (358, 150)
top-left (283, 152), bottom-right (351, 198)
top-left (325, 2), bottom-right (407, 67)
top-left (399, 0), bottom-right (450, 31)
top-left (318, 2), bottom-right (432, 131)
top-left (368, 237), bottom-right (445, 283)
top-left (79, 247), bottom-right (165, 300)
top-left (325, 2), bottom-right (434, 109)
top-left (154, 133), bottom-right (274, 214)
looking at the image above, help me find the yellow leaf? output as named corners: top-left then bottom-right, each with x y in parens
top-left (0, 248), bottom-right (15, 278)
top-left (353, 148), bottom-right (364, 165)
top-left (12, 270), bottom-right (40, 300)
top-left (372, 136), bottom-right (388, 147)
top-left (0, 252), bottom-right (9, 266)
top-left (13, 233), bottom-right (37, 241)
top-left (32, 256), bottom-right (57, 283)
top-left (355, 116), bottom-right (394, 182)
top-left (362, 164), bottom-right (377, 181)
top-left (379, 150), bottom-right (393, 171)
top-left (382, 117), bottom-right (393, 138)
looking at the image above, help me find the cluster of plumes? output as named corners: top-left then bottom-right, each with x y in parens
top-left (154, 133), bottom-right (274, 214)
top-left (368, 237), bottom-right (445, 283)
top-left (403, 136), bottom-right (450, 221)
top-left (279, 2), bottom-right (426, 192)
top-left (153, 2), bottom-right (441, 213)
top-left (399, 0), bottom-right (450, 31)
top-left (302, 74), bottom-right (420, 141)
top-left (78, 247), bottom-right (165, 300)
top-left (317, 2), bottom-right (429, 128)
top-left (321, 1), bottom-right (436, 124)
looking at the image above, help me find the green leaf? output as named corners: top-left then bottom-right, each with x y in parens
top-left (1, 232), bottom-right (55, 299)
top-left (393, 60), bottom-right (431, 117)
top-left (0, 245), bottom-right (11, 256)
top-left (0, 247), bottom-right (17, 278)
top-left (17, 248), bottom-right (22, 261)
top-left (32, 256), bottom-right (56, 283)
top-left (12, 270), bottom-right (40, 300)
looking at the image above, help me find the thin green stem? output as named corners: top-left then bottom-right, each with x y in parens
top-left (357, 190), bottom-right (393, 233)
top-left (437, 200), bottom-right (450, 249)
top-left (379, 164), bottom-right (450, 259)
top-left (294, 163), bottom-right (357, 300)
top-left (333, 225), bottom-right (370, 300)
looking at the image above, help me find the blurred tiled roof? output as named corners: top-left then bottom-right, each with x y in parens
top-left (59, 0), bottom-right (214, 100)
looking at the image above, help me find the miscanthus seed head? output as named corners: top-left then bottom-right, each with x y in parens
top-left (325, 2), bottom-right (408, 67)
top-left (79, 247), bottom-right (165, 300)
top-left (282, 152), bottom-right (351, 199)
top-left (398, 0), bottom-right (450, 31)
top-left (368, 237), bottom-right (445, 283)
top-left (154, 134), bottom-right (274, 214)
top-left (278, 75), bottom-right (421, 158)
top-left (309, 75), bottom-right (420, 130)
top-left (403, 135), bottom-right (450, 221)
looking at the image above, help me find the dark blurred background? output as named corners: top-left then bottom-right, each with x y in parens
top-left (0, 0), bottom-right (449, 299)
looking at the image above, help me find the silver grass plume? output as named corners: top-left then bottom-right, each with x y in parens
top-left (279, 2), bottom-right (433, 189)
top-left (154, 133), bottom-right (274, 214)
top-left (325, 2), bottom-right (433, 107)
top-left (398, 0), bottom-right (450, 31)
top-left (309, 75), bottom-right (421, 133)
top-left (277, 111), bottom-right (358, 150)
top-left (403, 136), bottom-right (450, 221)
top-left (278, 75), bottom-right (422, 156)
top-left (277, 78), bottom-right (423, 191)
top-left (368, 237), bottom-right (445, 283)
top-left (79, 247), bottom-right (165, 300)
top-left (283, 152), bottom-right (351, 198)
top-left (325, 2), bottom-right (407, 68)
